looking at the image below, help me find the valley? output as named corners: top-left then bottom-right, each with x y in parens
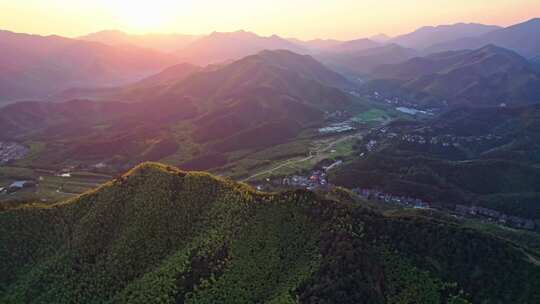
top-left (1, 10), bottom-right (540, 302)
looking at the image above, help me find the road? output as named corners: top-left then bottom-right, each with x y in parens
top-left (242, 133), bottom-right (360, 182)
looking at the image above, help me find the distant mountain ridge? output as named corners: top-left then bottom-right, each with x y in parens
top-left (317, 43), bottom-right (419, 77)
top-left (79, 30), bottom-right (201, 52)
top-left (288, 38), bottom-right (344, 50)
top-left (0, 29), bottom-right (178, 104)
top-left (427, 18), bottom-right (540, 58)
top-left (370, 33), bottom-right (391, 43)
top-left (328, 38), bottom-right (381, 53)
top-left (390, 22), bottom-right (501, 49)
top-left (175, 30), bottom-right (308, 65)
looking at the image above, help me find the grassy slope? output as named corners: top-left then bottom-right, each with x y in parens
top-left (1, 163), bottom-right (539, 303)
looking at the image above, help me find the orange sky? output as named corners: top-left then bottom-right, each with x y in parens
top-left (1, 0), bottom-right (539, 39)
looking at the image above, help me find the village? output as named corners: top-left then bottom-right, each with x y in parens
top-left (318, 122), bottom-right (355, 135)
top-left (0, 141), bottom-right (29, 164)
top-left (0, 180), bottom-right (36, 195)
top-left (368, 90), bottom-right (443, 112)
top-left (397, 133), bottom-right (503, 147)
top-left (352, 187), bottom-right (431, 209)
top-left (253, 159), bottom-right (344, 192)
top-left (455, 205), bottom-right (536, 231)
top-left (251, 157), bottom-right (435, 213)
top-left (361, 125), bottom-right (504, 152)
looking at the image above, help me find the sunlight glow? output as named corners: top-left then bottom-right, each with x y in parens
top-left (108, 0), bottom-right (186, 31)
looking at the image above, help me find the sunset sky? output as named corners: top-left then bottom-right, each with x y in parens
top-left (1, 0), bottom-right (539, 40)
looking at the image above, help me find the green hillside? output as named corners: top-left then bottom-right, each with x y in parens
top-left (2, 163), bottom-right (539, 303)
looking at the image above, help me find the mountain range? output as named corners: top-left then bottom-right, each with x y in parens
top-left (1, 162), bottom-right (539, 303)
top-left (2, 17), bottom-right (539, 105)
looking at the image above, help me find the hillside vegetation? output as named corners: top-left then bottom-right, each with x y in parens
top-left (1, 163), bottom-right (539, 303)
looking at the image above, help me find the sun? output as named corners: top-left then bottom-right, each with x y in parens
top-left (110, 0), bottom-right (183, 32)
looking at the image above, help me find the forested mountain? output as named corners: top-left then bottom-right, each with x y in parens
top-left (369, 45), bottom-right (540, 106)
top-left (0, 30), bottom-right (177, 104)
top-left (427, 18), bottom-right (540, 59)
top-left (2, 162), bottom-right (539, 303)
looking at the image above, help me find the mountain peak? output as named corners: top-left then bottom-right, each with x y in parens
top-left (370, 33), bottom-right (391, 42)
top-left (209, 30), bottom-right (258, 38)
top-left (123, 162), bottom-right (184, 177)
top-left (119, 162), bottom-right (247, 192)
top-left (477, 43), bottom-right (505, 51)
top-left (474, 44), bottom-right (524, 58)
top-left (525, 17), bottom-right (540, 24)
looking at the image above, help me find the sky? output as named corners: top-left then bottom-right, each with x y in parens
top-left (1, 0), bottom-right (539, 40)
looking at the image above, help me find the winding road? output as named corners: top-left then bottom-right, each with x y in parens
top-left (242, 133), bottom-right (360, 182)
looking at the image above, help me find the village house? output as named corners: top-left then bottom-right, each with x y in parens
top-left (352, 188), bottom-right (430, 209)
top-left (455, 205), bottom-right (536, 230)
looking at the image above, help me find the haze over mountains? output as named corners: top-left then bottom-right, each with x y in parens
top-left (79, 30), bottom-right (201, 52)
top-left (2, 17), bottom-right (540, 167)
top-left (0, 50), bottom-right (352, 169)
top-left (0, 30), bottom-right (176, 103)
top-left (175, 30), bottom-right (308, 65)
top-left (317, 44), bottom-right (420, 77)
top-left (428, 18), bottom-right (540, 58)
top-left (389, 23), bottom-right (501, 49)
